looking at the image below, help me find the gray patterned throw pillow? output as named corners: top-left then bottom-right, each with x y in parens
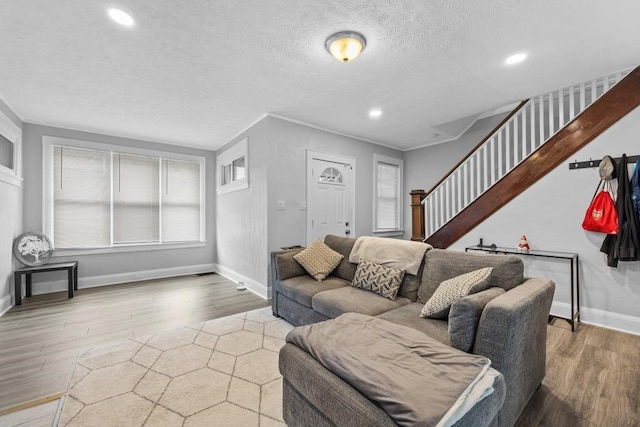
top-left (351, 259), bottom-right (405, 300)
top-left (420, 267), bottom-right (493, 319)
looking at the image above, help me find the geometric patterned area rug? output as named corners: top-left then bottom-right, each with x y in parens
top-left (58, 307), bottom-right (294, 426)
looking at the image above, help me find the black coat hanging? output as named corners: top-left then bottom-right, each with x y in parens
top-left (601, 154), bottom-right (640, 266)
top-left (632, 157), bottom-right (640, 219)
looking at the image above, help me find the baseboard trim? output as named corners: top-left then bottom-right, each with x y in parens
top-left (29, 263), bottom-right (218, 296)
top-left (213, 264), bottom-right (269, 299)
top-left (0, 294), bottom-right (12, 317)
top-left (551, 301), bottom-right (640, 336)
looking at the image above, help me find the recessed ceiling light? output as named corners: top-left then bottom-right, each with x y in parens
top-left (369, 109), bottom-right (382, 118)
top-left (108, 8), bottom-right (135, 27)
top-left (505, 53), bottom-right (526, 65)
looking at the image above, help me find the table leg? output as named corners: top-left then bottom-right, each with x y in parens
top-left (26, 274), bottom-right (32, 297)
top-left (575, 256), bottom-right (580, 324)
top-left (570, 259), bottom-right (575, 332)
top-left (67, 268), bottom-right (74, 299)
top-left (14, 272), bottom-right (22, 306)
top-left (73, 264), bottom-right (78, 290)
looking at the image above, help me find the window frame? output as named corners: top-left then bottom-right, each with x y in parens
top-left (372, 153), bottom-right (404, 237)
top-left (0, 109), bottom-right (22, 187)
top-left (43, 136), bottom-right (206, 255)
top-left (217, 138), bottom-right (249, 195)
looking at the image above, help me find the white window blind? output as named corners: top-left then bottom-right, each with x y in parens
top-left (113, 154), bottom-right (160, 244)
top-left (162, 159), bottom-right (201, 242)
top-left (377, 162), bottom-right (399, 228)
top-left (373, 154), bottom-right (403, 234)
top-left (50, 142), bottom-right (204, 250)
top-left (54, 146), bottom-right (111, 248)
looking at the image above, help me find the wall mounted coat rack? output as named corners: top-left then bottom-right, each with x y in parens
top-left (568, 155), bottom-right (639, 170)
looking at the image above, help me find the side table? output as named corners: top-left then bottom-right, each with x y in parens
top-left (465, 245), bottom-right (579, 331)
top-left (14, 261), bottom-right (78, 306)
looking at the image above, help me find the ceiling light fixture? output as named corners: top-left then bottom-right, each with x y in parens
top-left (369, 109), bottom-right (382, 118)
top-left (325, 31), bottom-right (366, 63)
top-left (108, 8), bottom-right (135, 27)
top-left (505, 53), bottom-right (526, 65)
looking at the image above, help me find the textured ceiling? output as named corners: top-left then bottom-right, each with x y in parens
top-left (1, 0), bottom-right (639, 151)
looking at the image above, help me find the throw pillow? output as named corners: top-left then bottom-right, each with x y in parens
top-left (351, 260), bottom-right (405, 300)
top-left (420, 267), bottom-right (493, 319)
top-left (448, 287), bottom-right (505, 352)
top-left (293, 239), bottom-right (344, 281)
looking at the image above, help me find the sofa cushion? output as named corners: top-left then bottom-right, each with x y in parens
top-left (274, 249), bottom-right (307, 281)
top-left (418, 249), bottom-right (524, 303)
top-left (312, 287), bottom-right (411, 319)
top-left (448, 287), bottom-right (505, 352)
top-left (376, 303), bottom-right (450, 345)
top-left (420, 267), bottom-right (493, 319)
top-left (279, 276), bottom-right (350, 308)
top-left (324, 235), bottom-right (358, 281)
top-left (294, 239), bottom-right (344, 281)
top-left (323, 235), bottom-right (424, 300)
top-left (398, 261), bottom-right (424, 302)
top-left (351, 260), bottom-right (405, 300)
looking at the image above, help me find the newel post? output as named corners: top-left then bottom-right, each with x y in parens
top-left (410, 189), bottom-right (427, 241)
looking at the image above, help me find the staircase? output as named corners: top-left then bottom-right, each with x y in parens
top-left (412, 66), bottom-right (640, 248)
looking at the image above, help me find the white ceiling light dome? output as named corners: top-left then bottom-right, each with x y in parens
top-left (325, 31), bottom-right (366, 63)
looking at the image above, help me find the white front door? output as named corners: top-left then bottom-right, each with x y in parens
top-left (307, 151), bottom-right (355, 244)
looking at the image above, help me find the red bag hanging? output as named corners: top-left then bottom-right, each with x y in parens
top-left (582, 180), bottom-right (618, 234)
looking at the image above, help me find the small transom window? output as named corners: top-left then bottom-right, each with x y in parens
top-left (318, 167), bottom-right (343, 184)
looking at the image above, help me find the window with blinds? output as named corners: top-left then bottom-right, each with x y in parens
top-left (53, 146), bottom-right (110, 248)
top-left (373, 154), bottom-right (403, 235)
top-left (49, 144), bottom-right (204, 249)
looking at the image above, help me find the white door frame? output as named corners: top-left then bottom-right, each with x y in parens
top-left (306, 150), bottom-right (356, 244)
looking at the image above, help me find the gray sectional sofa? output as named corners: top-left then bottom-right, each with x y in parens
top-left (271, 235), bottom-right (555, 427)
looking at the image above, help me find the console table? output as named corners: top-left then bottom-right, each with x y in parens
top-left (14, 261), bottom-right (78, 306)
top-left (465, 245), bottom-right (579, 331)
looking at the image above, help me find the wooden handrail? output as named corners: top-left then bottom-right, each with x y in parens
top-left (423, 100), bottom-right (530, 198)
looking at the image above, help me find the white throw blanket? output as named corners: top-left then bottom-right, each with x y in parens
top-left (349, 236), bottom-right (432, 275)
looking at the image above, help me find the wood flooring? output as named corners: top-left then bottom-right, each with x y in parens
top-left (516, 319), bottom-right (640, 426)
top-left (0, 273), bottom-right (268, 412)
top-left (0, 275), bottom-right (638, 426)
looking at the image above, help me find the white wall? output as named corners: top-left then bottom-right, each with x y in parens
top-left (21, 123), bottom-right (216, 293)
top-left (215, 118), bottom-right (270, 297)
top-left (214, 115), bottom-right (405, 297)
top-left (413, 107), bottom-right (640, 335)
top-left (265, 116), bottom-right (404, 253)
top-left (0, 98), bottom-right (23, 315)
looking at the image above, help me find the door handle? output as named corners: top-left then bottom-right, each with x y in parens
top-left (345, 229), bottom-right (351, 235)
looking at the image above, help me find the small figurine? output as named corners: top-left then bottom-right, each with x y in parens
top-left (517, 235), bottom-right (530, 252)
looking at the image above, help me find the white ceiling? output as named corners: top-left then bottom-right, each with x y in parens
top-left (1, 1), bottom-right (639, 151)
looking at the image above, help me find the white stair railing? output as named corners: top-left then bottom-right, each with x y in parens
top-left (424, 68), bottom-right (632, 238)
